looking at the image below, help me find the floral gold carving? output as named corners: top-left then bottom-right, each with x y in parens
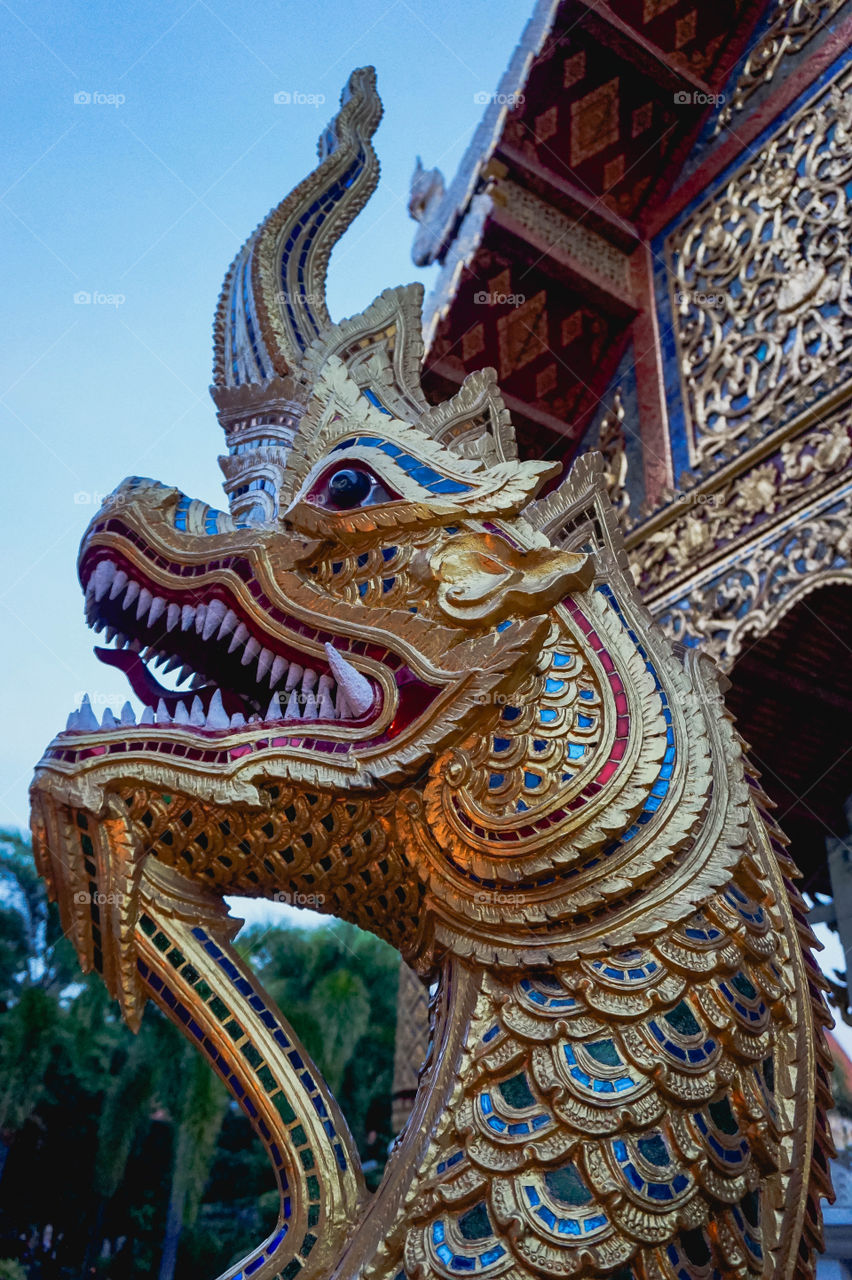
top-left (667, 68), bottom-right (852, 469)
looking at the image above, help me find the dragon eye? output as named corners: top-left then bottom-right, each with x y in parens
top-left (308, 460), bottom-right (397, 510)
top-left (328, 467), bottom-right (372, 509)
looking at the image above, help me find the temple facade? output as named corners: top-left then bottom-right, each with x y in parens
top-left (391, 2), bottom-right (852, 1269)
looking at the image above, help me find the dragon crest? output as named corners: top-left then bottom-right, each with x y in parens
top-left (31, 69), bottom-right (833, 1280)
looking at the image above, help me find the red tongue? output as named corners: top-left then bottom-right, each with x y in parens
top-left (94, 647), bottom-right (245, 717)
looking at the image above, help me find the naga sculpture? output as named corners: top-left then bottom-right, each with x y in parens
top-left (30, 69), bottom-right (834, 1280)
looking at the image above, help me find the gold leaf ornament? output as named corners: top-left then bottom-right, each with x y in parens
top-left (428, 532), bottom-right (594, 628)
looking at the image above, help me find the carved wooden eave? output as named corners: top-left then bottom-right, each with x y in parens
top-left (412, 0), bottom-right (769, 458)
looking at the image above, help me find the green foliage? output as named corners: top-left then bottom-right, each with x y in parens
top-left (245, 919), bottom-right (399, 1147)
top-left (0, 833), bottom-right (400, 1278)
top-left (832, 1057), bottom-right (852, 1121)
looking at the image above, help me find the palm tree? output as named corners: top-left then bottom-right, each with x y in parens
top-left (0, 830), bottom-right (76, 1183)
top-left (156, 1035), bottom-right (229, 1280)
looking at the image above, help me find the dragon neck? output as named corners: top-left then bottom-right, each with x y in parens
top-left (329, 956), bottom-right (482, 1280)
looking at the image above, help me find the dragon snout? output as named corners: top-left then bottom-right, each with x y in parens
top-left (427, 532), bottom-right (594, 628)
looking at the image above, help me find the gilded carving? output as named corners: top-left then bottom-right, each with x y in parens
top-left (495, 179), bottom-right (632, 295)
top-left (653, 484), bottom-right (852, 667)
top-left (713, 0), bottom-right (847, 135)
top-left (666, 67), bottom-right (852, 469)
top-left (597, 390), bottom-right (631, 523)
top-left (628, 407), bottom-right (852, 596)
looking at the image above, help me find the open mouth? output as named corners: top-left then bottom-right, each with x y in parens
top-left (66, 553), bottom-right (382, 735)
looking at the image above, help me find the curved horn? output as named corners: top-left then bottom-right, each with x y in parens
top-left (212, 67), bottom-right (383, 391)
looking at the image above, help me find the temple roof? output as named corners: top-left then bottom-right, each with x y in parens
top-left (410, 0), bottom-right (771, 457)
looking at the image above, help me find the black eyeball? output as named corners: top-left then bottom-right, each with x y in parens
top-left (327, 467), bottom-right (372, 509)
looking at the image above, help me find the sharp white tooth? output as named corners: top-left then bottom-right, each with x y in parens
top-left (105, 627), bottom-right (117, 644)
top-left (115, 633), bottom-right (129, 649)
top-left (161, 655), bottom-right (182, 675)
top-left (129, 638), bottom-right (142, 653)
top-left (120, 701), bottom-right (136, 726)
top-left (256, 647), bottom-right (274, 682)
top-left (323, 643), bottom-right (373, 716)
top-left (92, 618), bottom-right (105, 635)
top-left (194, 604), bottom-right (208, 634)
top-left (166, 603), bottom-right (180, 632)
top-left (65, 708), bottom-right (80, 731)
top-left (190, 673), bottom-right (207, 688)
top-left (203, 600), bottom-right (226, 640)
top-left (283, 688), bottom-right (302, 721)
top-left (123, 580), bottom-right (140, 610)
top-left (318, 673), bottom-right (334, 697)
top-left (181, 604), bottom-right (196, 631)
top-left (155, 699), bottom-right (172, 725)
top-left (78, 695), bottom-right (99, 731)
top-left (285, 664), bottom-right (303, 692)
top-left (228, 622), bottom-right (249, 654)
top-left (269, 655), bottom-right (288, 687)
top-left (318, 688), bottom-right (335, 720)
top-left (135, 587), bottom-right (153, 620)
top-left (265, 691), bottom-right (282, 722)
top-left (140, 705), bottom-right (155, 725)
top-left (241, 637), bottom-right (261, 667)
top-left (108, 569), bottom-right (128, 601)
top-left (178, 664), bottom-right (194, 685)
top-left (303, 691), bottom-right (318, 720)
top-left (301, 668), bottom-right (318, 693)
top-left (248, 714), bottom-right (261, 725)
top-left (217, 608), bottom-right (238, 640)
top-left (205, 689), bottom-right (229, 730)
top-left (229, 712), bottom-right (246, 728)
top-left (101, 706), bottom-right (118, 729)
top-left (174, 700), bottom-right (190, 724)
top-left (91, 561), bottom-right (116, 602)
top-left (190, 696), bottom-right (205, 727)
top-left (147, 595), bottom-right (166, 628)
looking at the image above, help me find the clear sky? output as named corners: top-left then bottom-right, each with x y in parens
top-left (0, 0), bottom-right (529, 830)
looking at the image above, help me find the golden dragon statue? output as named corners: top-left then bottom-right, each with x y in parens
top-left (30, 69), bottom-right (834, 1280)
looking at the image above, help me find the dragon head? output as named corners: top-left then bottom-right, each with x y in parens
top-left (31, 66), bottom-right (738, 983)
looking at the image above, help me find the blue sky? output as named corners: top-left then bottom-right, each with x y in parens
top-left (0, 0), bottom-right (529, 833)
